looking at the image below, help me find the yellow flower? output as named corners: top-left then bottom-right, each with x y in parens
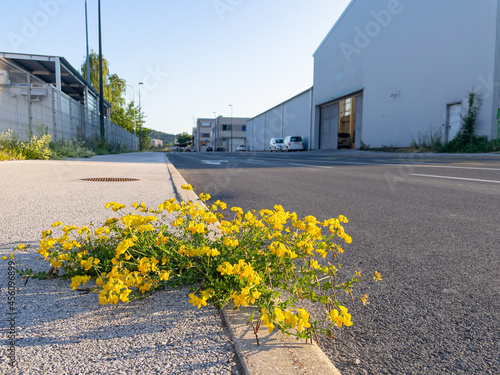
top-left (297, 308), bottom-right (311, 332)
top-left (214, 200), bottom-right (227, 210)
top-left (199, 193), bottom-right (211, 201)
top-left (158, 270), bottom-right (170, 281)
top-left (188, 293), bottom-right (207, 309)
top-left (284, 310), bottom-right (298, 328)
top-left (217, 262), bottom-right (234, 276)
top-left (275, 307), bottom-right (285, 322)
top-left (328, 305), bottom-right (353, 328)
top-left (105, 217), bottom-right (119, 226)
top-left (260, 309), bottom-right (274, 333)
top-left (2, 256), bottom-right (8, 261)
top-left (361, 294), bottom-right (369, 306)
top-left (80, 257), bottom-right (98, 271)
top-left (51, 221), bottom-right (63, 228)
top-left (70, 275), bottom-right (91, 290)
top-left (181, 184), bottom-right (193, 191)
top-left (373, 271), bottom-right (382, 282)
top-left (115, 238), bottom-right (135, 257)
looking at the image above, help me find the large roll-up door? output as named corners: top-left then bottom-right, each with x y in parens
top-left (320, 102), bottom-right (339, 149)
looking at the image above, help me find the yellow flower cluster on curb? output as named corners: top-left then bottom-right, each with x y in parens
top-left (11, 184), bottom-right (381, 343)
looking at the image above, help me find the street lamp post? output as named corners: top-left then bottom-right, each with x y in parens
top-left (126, 85), bottom-right (136, 136)
top-left (98, 0), bottom-right (105, 141)
top-left (138, 82), bottom-right (144, 151)
top-left (229, 104), bottom-right (233, 152)
top-left (213, 111), bottom-right (217, 149)
top-left (85, 0), bottom-right (90, 85)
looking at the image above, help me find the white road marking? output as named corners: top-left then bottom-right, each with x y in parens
top-left (201, 160), bottom-right (228, 165)
top-left (307, 159), bottom-right (396, 166)
top-left (414, 165), bottom-right (500, 171)
top-left (289, 163), bottom-right (333, 169)
top-left (410, 174), bottom-right (500, 184)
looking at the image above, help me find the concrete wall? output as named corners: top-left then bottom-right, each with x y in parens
top-left (247, 88), bottom-right (312, 151)
top-left (0, 61), bottom-right (138, 150)
top-left (312, 0), bottom-right (499, 148)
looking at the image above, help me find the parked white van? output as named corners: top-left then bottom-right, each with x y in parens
top-left (282, 136), bottom-right (304, 151)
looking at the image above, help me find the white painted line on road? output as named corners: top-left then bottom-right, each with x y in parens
top-left (410, 174), bottom-right (500, 184)
top-left (307, 159), bottom-right (396, 166)
top-left (201, 160), bottom-right (228, 165)
top-left (246, 159), bottom-right (267, 163)
top-left (414, 165), bottom-right (500, 171)
top-left (289, 163), bottom-right (333, 169)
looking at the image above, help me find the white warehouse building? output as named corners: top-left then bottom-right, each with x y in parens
top-left (247, 88), bottom-right (312, 151)
top-left (311, 0), bottom-right (500, 149)
top-left (248, 0), bottom-right (500, 150)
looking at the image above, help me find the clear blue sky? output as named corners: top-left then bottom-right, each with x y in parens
top-left (1, 0), bottom-right (351, 135)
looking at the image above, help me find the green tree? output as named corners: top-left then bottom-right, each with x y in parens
top-left (140, 127), bottom-right (152, 150)
top-left (81, 50), bottom-right (138, 131)
top-left (176, 132), bottom-right (192, 144)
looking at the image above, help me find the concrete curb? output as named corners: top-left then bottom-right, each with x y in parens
top-left (163, 154), bottom-right (342, 375)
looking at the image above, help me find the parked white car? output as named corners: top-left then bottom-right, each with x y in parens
top-left (236, 144), bottom-right (246, 152)
top-left (282, 136), bottom-right (304, 151)
top-left (269, 138), bottom-right (284, 151)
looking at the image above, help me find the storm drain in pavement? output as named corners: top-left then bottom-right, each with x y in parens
top-left (80, 177), bottom-right (139, 182)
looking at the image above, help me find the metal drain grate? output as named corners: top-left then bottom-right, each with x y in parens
top-left (80, 177), bottom-right (139, 182)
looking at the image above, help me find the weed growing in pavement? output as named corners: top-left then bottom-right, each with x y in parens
top-left (13, 184), bottom-right (381, 344)
top-left (441, 90), bottom-right (498, 153)
top-left (410, 125), bottom-right (443, 152)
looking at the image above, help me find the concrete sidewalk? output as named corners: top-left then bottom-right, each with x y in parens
top-left (0, 152), bottom-right (341, 375)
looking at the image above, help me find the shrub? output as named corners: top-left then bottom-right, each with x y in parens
top-left (16, 185), bottom-right (381, 343)
top-left (87, 136), bottom-right (129, 155)
top-left (50, 139), bottom-right (95, 159)
top-left (441, 90), bottom-right (497, 153)
top-left (0, 129), bottom-right (51, 160)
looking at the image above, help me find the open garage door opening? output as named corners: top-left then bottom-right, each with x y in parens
top-left (319, 93), bottom-right (362, 149)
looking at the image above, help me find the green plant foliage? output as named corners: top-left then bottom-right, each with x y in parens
top-left (81, 50), bottom-right (142, 133)
top-left (410, 126), bottom-right (443, 152)
top-left (441, 91), bottom-right (497, 153)
top-left (176, 132), bottom-right (192, 145)
top-left (86, 136), bottom-right (129, 155)
top-left (50, 139), bottom-right (96, 159)
top-left (15, 185), bottom-right (381, 344)
top-left (0, 129), bottom-right (51, 160)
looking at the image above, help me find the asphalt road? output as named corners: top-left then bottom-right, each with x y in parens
top-left (167, 150), bottom-right (500, 375)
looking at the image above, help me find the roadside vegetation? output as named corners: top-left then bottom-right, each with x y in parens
top-left (11, 184), bottom-right (381, 345)
top-left (0, 127), bottom-right (138, 161)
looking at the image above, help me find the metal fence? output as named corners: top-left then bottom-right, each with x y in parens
top-left (0, 59), bottom-right (138, 150)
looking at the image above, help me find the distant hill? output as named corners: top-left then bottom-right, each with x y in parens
top-left (149, 130), bottom-right (176, 145)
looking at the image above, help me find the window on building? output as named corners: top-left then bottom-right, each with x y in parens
top-left (202, 122), bottom-right (210, 128)
top-left (202, 133), bottom-right (210, 138)
top-left (344, 98), bottom-right (352, 116)
top-left (222, 124), bottom-right (232, 131)
top-left (242, 125), bottom-right (246, 131)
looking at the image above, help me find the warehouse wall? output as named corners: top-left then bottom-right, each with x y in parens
top-left (312, 0), bottom-right (499, 148)
top-left (247, 88), bottom-right (312, 151)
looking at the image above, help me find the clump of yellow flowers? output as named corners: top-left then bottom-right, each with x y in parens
top-left (15, 183), bottom-right (381, 344)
